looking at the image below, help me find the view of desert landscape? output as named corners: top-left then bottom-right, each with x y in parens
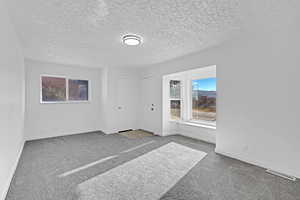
top-left (192, 90), bottom-right (216, 122)
top-left (170, 78), bottom-right (216, 122)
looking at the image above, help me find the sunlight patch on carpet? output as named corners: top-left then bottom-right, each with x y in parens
top-left (120, 140), bottom-right (155, 153)
top-left (76, 142), bottom-right (207, 200)
top-left (59, 155), bottom-right (118, 177)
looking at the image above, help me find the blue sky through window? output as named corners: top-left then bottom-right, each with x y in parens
top-left (192, 78), bottom-right (216, 91)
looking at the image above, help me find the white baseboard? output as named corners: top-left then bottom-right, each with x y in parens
top-left (162, 131), bottom-right (177, 136)
top-left (102, 129), bottom-right (118, 135)
top-left (26, 129), bottom-right (103, 141)
top-left (154, 132), bottom-right (163, 136)
top-left (215, 148), bottom-right (300, 179)
top-left (2, 140), bottom-right (25, 200)
top-left (178, 132), bottom-right (215, 144)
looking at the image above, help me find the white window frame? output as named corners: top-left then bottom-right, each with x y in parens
top-left (40, 74), bottom-right (91, 104)
top-left (67, 79), bottom-right (91, 103)
top-left (187, 73), bottom-right (216, 127)
top-left (166, 66), bottom-right (216, 128)
top-left (168, 79), bottom-right (183, 121)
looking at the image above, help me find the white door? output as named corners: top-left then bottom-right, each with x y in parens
top-left (116, 77), bottom-right (138, 131)
top-left (140, 76), bottom-right (161, 134)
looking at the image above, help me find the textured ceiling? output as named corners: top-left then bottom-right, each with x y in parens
top-left (6, 0), bottom-right (242, 68)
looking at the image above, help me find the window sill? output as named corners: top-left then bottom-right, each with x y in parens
top-left (40, 101), bottom-right (90, 104)
top-left (170, 120), bottom-right (216, 130)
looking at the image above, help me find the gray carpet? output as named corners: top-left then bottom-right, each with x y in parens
top-left (6, 132), bottom-right (300, 200)
top-left (76, 142), bottom-right (207, 200)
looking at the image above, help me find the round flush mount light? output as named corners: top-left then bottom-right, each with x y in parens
top-left (122, 34), bottom-right (142, 46)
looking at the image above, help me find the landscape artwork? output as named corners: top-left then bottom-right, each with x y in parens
top-left (68, 79), bottom-right (89, 101)
top-left (41, 76), bottom-right (66, 102)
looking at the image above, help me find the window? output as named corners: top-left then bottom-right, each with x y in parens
top-left (170, 80), bottom-right (181, 120)
top-left (170, 100), bottom-right (181, 120)
top-left (41, 75), bottom-right (90, 103)
top-left (164, 66), bottom-right (216, 128)
top-left (68, 79), bottom-right (89, 101)
top-left (41, 76), bottom-right (66, 102)
top-left (191, 78), bottom-right (216, 123)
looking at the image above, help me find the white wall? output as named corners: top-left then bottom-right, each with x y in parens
top-left (0, 0), bottom-right (25, 199)
top-left (25, 59), bottom-right (103, 140)
top-left (139, 0), bottom-right (300, 178)
top-left (25, 60), bottom-right (141, 138)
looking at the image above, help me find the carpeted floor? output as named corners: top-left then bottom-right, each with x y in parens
top-left (76, 142), bottom-right (207, 200)
top-left (6, 132), bottom-right (300, 200)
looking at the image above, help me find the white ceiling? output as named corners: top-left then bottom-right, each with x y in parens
top-left (6, 0), bottom-right (242, 68)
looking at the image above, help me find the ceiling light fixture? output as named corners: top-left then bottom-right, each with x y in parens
top-left (122, 34), bottom-right (142, 46)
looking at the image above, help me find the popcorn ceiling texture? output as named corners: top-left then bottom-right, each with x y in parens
top-left (6, 0), bottom-right (242, 67)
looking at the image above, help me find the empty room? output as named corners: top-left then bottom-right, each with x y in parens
top-left (1, 0), bottom-right (299, 199)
